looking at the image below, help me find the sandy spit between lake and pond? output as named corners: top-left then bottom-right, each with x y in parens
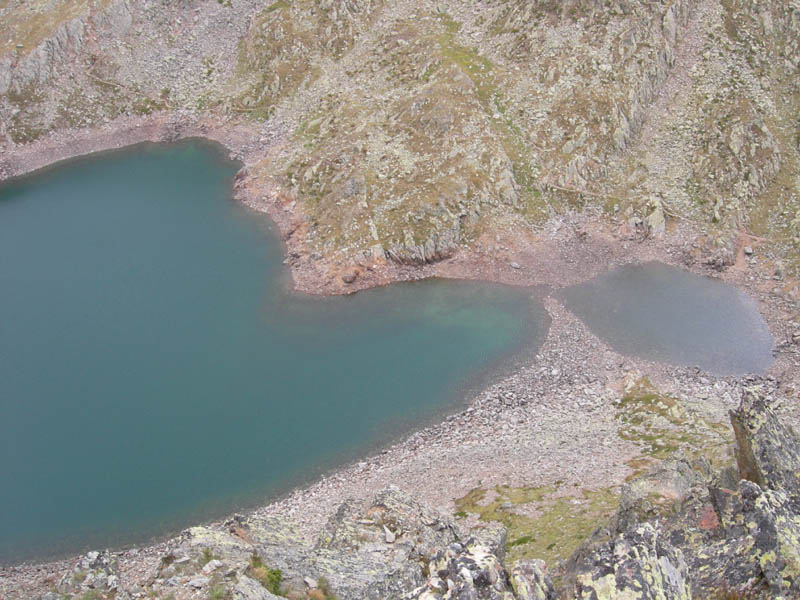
top-left (1, 111), bottom-right (800, 598)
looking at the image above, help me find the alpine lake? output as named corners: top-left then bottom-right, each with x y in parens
top-left (0, 140), bottom-right (773, 563)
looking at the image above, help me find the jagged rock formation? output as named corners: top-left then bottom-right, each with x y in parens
top-left (1, 0), bottom-right (799, 275)
top-left (731, 388), bottom-right (800, 501)
top-left (42, 387), bottom-right (800, 600)
top-left (564, 389), bottom-right (800, 599)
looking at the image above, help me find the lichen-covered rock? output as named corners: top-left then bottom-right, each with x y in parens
top-left (710, 480), bottom-right (800, 597)
top-left (613, 457), bottom-right (706, 534)
top-left (164, 486), bottom-right (468, 600)
top-left (509, 559), bottom-right (555, 600)
top-left (317, 484), bottom-right (459, 558)
top-left (404, 539), bottom-right (514, 600)
top-left (730, 389), bottom-right (800, 504)
top-left (573, 523), bottom-right (692, 600)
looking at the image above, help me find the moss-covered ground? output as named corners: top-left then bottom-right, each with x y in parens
top-left (454, 483), bottom-right (618, 566)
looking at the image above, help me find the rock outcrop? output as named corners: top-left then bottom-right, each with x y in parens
top-left (2, 0), bottom-right (799, 276)
top-left (731, 389), bottom-right (800, 503)
top-left (565, 389), bottom-right (800, 599)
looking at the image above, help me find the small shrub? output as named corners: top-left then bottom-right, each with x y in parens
top-left (248, 555), bottom-right (283, 595)
top-left (316, 577), bottom-right (338, 600)
top-left (209, 583), bottom-right (230, 600)
top-left (72, 570), bottom-right (87, 584)
top-left (200, 547), bottom-right (218, 566)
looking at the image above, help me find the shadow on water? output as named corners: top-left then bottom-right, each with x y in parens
top-left (556, 261), bottom-right (774, 376)
top-left (0, 140), bottom-right (550, 564)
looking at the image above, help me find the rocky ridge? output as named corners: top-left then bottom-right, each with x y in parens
top-left (1, 0), bottom-right (799, 282)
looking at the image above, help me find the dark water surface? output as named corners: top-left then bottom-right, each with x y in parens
top-left (558, 261), bottom-right (774, 375)
top-left (0, 141), bottom-right (550, 564)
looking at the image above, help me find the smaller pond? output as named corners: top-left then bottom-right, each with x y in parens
top-left (557, 261), bottom-right (774, 375)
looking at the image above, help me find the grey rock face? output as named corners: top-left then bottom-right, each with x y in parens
top-left (730, 389), bottom-right (800, 504)
top-left (509, 560), bottom-right (555, 600)
top-left (708, 480), bottom-right (800, 597)
top-left (560, 386), bottom-right (800, 599)
top-left (404, 538), bottom-right (514, 600)
top-left (163, 486), bottom-right (476, 600)
top-left (613, 457), bottom-right (706, 534)
top-left (572, 523), bottom-right (692, 600)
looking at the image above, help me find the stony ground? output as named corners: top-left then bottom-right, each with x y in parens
top-left (1, 0), bottom-right (799, 281)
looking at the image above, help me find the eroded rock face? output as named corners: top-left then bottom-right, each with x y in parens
top-left (573, 523), bottom-right (692, 600)
top-left (4, 0), bottom-right (799, 274)
top-left (730, 389), bottom-right (800, 504)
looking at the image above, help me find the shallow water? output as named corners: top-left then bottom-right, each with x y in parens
top-left (0, 141), bottom-right (550, 564)
top-left (557, 261), bottom-right (774, 375)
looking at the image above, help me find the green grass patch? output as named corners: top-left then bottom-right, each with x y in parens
top-left (455, 484), bottom-right (618, 565)
top-left (617, 378), bottom-right (734, 470)
top-left (247, 555), bottom-right (283, 595)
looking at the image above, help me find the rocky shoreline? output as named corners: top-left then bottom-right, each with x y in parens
top-left (4, 382), bottom-right (800, 599)
top-left (1, 117), bottom-right (800, 599)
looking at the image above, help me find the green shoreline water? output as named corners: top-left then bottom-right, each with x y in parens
top-left (0, 140), bottom-right (550, 564)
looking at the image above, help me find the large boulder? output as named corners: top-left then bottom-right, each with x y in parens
top-left (707, 480), bottom-right (800, 597)
top-left (572, 523), bottom-right (692, 600)
top-left (730, 389), bottom-right (800, 504)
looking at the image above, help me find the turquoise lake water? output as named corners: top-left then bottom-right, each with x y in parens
top-left (0, 141), bottom-right (550, 564)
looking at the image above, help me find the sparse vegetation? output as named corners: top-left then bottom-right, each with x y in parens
top-left (247, 554), bottom-right (283, 595)
top-left (200, 547), bottom-right (219, 567)
top-left (71, 570), bottom-right (88, 584)
top-left (455, 483), bottom-right (618, 565)
top-left (208, 582), bottom-right (230, 600)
